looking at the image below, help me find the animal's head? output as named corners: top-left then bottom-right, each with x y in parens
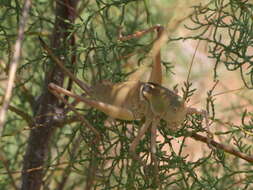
top-left (140, 82), bottom-right (185, 115)
top-left (140, 82), bottom-right (187, 129)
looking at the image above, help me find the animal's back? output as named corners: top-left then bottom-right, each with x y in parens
top-left (91, 81), bottom-right (148, 119)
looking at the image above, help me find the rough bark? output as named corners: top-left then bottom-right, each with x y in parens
top-left (21, 1), bottom-right (79, 189)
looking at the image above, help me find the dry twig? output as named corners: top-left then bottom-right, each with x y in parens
top-left (0, 0), bottom-right (32, 134)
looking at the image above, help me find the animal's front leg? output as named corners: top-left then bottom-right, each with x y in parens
top-left (150, 118), bottom-right (160, 185)
top-left (186, 107), bottom-right (213, 143)
top-left (130, 118), bottom-right (153, 164)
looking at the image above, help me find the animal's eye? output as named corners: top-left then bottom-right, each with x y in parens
top-left (142, 83), bottom-right (154, 92)
top-left (140, 83), bottom-right (156, 101)
top-left (141, 83), bottom-right (157, 95)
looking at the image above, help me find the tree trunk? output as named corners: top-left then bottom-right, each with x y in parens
top-left (21, 1), bottom-right (79, 189)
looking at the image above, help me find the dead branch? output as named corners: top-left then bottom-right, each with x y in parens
top-left (0, 0), bottom-right (32, 134)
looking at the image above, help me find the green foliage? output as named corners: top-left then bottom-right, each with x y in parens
top-left (1, 0), bottom-right (253, 189)
top-left (175, 0), bottom-right (253, 88)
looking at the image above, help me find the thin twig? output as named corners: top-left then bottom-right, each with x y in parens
top-left (39, 37), bottom-right (91, 95)
top-left (186, 40), bottom-right (201, 83)
top-left (49, 86), bottom-right (101, 140)
top-left (190, 133), bottom-right (253, 163)
top-left (0, 0), bottom-right (32, 135)
top-left (8, 105), bottom-right (35, 127)
top-left (0, 153), bottom-right (19, 190)
top-left (57, 135), bottom-right (82, 190)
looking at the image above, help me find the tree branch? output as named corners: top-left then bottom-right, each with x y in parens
top-left (190, 133), bottom-right (253, 163)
